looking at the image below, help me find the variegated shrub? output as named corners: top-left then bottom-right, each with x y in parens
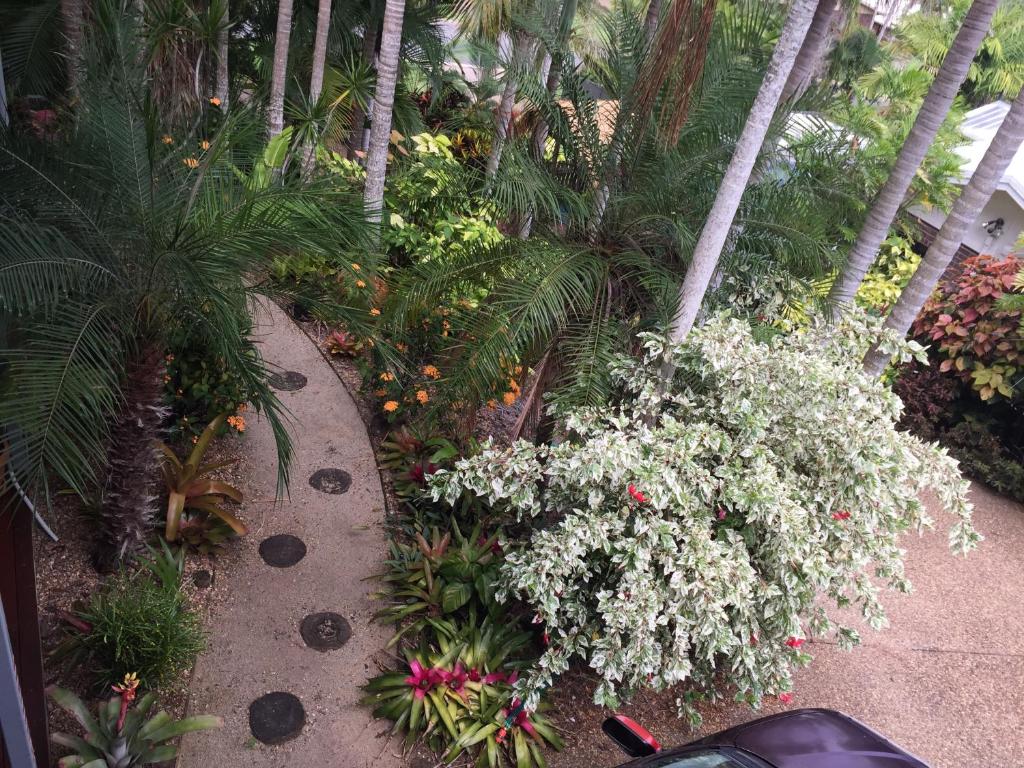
top-left (430, 314), bottom-right (979, 725)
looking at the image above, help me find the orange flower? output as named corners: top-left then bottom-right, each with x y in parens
top-left (502, 392), bottom-right (516, 406)
top-left (380, 372), bottom-right (394, 382)
top-left (351, 263), bottom-right (361, 271)
top-left (369, 308), bottom-right (381, 316)
top-left (487, 399), bottom-right (498, 409)
top-left (374, 388), bottom-right (388, 397)
top-left (184, 156), bottom-right (199, 168)
top-left (209, 96), bottom-right (222, 107)
top-left (200, 139), bottom-right (211, 150)
top-left (383, 400), bottom-right (399, 412)
top-left (396, 343), bottom-right (408, 353)
top-left (227, 415), bottom-right (246, 432)
top-left (422, 364), bottom-right (441, 379)
top-left (356, 280), bottom-right (367, 288)
top-left (161, 135), bottom-right (174, 145)
top-left (415, 390), bottom-right (429, 404)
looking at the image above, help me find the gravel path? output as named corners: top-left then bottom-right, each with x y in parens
top-left (177, 300), bottom-right (400, 768)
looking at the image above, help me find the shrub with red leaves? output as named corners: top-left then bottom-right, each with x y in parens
top-left (913, 254), bottom-right (1022, 401)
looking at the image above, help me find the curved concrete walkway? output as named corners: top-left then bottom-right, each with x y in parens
top-left (178, 301), bottom-right (399, 768)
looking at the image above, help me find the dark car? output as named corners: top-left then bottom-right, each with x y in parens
top-left (603, 708), bottom-right (930, 768)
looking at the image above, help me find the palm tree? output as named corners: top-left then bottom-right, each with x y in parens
top-left (486, 29), bottom-right (534, 181)
top-left (268, 0), bottom-right (294, 139)
top-left (363, 0), bottom-right (406, 224)
top-left (828, 0), bottom-right (999, 307)
top-left (664, 0), bottom-right (819, 347)
top-left (781, 0), bottom-right (840, 103)
top-left (644, 0), bottom-right (662, 46)
top-left (347, 2), bottom-right (380, 158)
top-left (61, 0), bottom-right (84, 99)
top-left (530, 0), bottom-right (578, 160)
top-left (0, 7), bottom-right (373, 562)
top-left (215, 0), bottom-right (229, 108)
top-left (863, 89), bottom-right (1024, 376)
top-left (301, 0), bottom-right (333, 176)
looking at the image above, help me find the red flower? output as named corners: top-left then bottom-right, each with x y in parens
top-left (778, 692), bottom-right (794, 704)
top-left (785, 637), bottom-right (805, 649)
top-left (404, 660), bottom-right (443, 699)
top-left (445, 662), bottom-right (469, 697)
top-left (717, 507), bottom-right (727, 520)
top-left (749, 634), bottom-right (758, 646)
top-left (468, 668), bottom-right (482, 683)
top-left (500, 699), bottom-right (538, 739)
top-left (628, 484), bottom-right (648, 504)
top-left (832, 510), bottom-right (851, 521)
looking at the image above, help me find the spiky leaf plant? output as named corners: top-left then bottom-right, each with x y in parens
top-left (0, 0), bottom-right (373, 561)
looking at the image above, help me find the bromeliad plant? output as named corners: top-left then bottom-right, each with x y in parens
top-left (49, 677), bottom-right (221, 767)
top-left (160, 413), bottom-right (245, 543)
top-left (430, 313), bottom-right (979, 726)
top-left (374, 521), bottom-right (503, 646)
top-left (379, 426), bottom-right (460, 500)
top-left (363, 616), bottom-right (561, 767)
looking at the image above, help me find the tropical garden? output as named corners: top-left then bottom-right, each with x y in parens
top-left (1, 0), bottom-right (1023, 765)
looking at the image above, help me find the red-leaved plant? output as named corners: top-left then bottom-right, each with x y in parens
top-left (913, 254), bottom-right (1023, 400)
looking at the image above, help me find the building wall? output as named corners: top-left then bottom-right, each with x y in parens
top-left (911, 189), bottom-right (1024, 257)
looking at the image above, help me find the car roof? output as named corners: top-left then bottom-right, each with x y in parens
top-left (692, 708), bottom-right (930, 768)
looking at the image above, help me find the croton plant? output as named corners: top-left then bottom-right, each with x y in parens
top-left (913, 254), bottom-right (1022, 400)
top-left (430, 313), bottom-right (979, 726)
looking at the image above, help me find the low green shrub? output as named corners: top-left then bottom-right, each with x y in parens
top-left (55, 547), bottom-right (205, 691)
top-left (431, 313), bottom-right (978, 725)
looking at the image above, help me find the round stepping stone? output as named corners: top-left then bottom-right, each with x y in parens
top-left (268, 370), bottom-right (308, 391)
top-left (248, 692), bottom-right (305, 745)
top-left (258, 534), bottom-right (307, 568)
top-left (192, 569), bottom-right (213, 589)
top-left (300, 612), bottom-right (352, 652)
top-left (308, 468), bottom-right (351, 495)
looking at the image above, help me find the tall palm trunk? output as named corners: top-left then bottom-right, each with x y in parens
top-left (348, 10), bottom-right (380, 159)
top-left (644, 0), bottom-right (663, 47)
top-left (61, 0), bottom-right (84, 100)
top-left (215, 0), bottom-right (230, 108)
top-left (363, 0), bottom-right (406, 226)
top-left (663, 0), bottom-right (818, 349)
top-left (863, 91), bottom-right (1024, 377)
top-left (486, 30), bottom-right (532, 182)
top-left (267, 0), bottom-right (295, 139)
top-left (781, 0), bottom-right (839, 104)
top-left (829, 0), bottom-right (998, 307)
top-left (302, 0), bottom-right (333, 177)
top-left (0, 44), bottom-right (9, 127)
top-left (98, 346), bottom-right (168, 568)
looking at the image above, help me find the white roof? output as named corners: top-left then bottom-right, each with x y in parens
top-left (956, 100), bottom-right (1024, 208)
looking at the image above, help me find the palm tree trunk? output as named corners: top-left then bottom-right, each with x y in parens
top-left (829, 0), bottom-right (998, 307)
top-left (363, 0), bottom-right (407, 226)
top-left (97, 346), bottom-right (168, 568)
top-left (302, 0), bottom-right (333, 177)
top-left (61, 0), bottom-right (84, 100)
top-left (664, 0), bottom-right (818, 349)
top-left (0, 44), bottom-right (9, 128)
top-left (644, 0), bottom-right (663, 47)
top-left (530, 0), bottom-right (578, 161)
top-left (348, 12), bottom-right (380, 159)
top-left (863, 90), bottom-right (1024, 377)
top-left (486, 30), bottom-right (531, 182)
top-left (267, 0), bottom-right (295, 139)
top-left (781, 0), bottom-right (839, 104)
top-left (215, 0), bottom-right (230, 108)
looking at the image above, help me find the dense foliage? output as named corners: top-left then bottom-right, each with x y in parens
top-left (431, 314), bottom-right (978, 723)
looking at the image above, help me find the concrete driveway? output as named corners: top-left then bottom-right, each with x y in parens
top-left (549, 483), bottom-right (1024, 768)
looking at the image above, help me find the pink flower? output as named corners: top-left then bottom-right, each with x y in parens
top-left (468, 668), bottom-right (482, 683)
top-left (446, 662), bottom-right (469, 697)
top-left (628, 484), bottom-right (648, 504)
top-left (750, 634), bottom-right (758, 646)
top-left (500, 699), bottom-right (538, 739)
top-left (785, 637), bottom-right (805, 649)
top-left (779, 692), bottom-right (794, 704)
top-left (832, 510), bottom-right (851, 521)
top-left (404, 660), bottom-right (442, 699)
top-left (717, 507), bottom-right (727, 520)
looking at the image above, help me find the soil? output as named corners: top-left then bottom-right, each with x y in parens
top-left (32, 434), bottom-right (247, 752)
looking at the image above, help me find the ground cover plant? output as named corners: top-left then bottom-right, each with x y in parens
top-left (430, 313), bottom-right (979, 725)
